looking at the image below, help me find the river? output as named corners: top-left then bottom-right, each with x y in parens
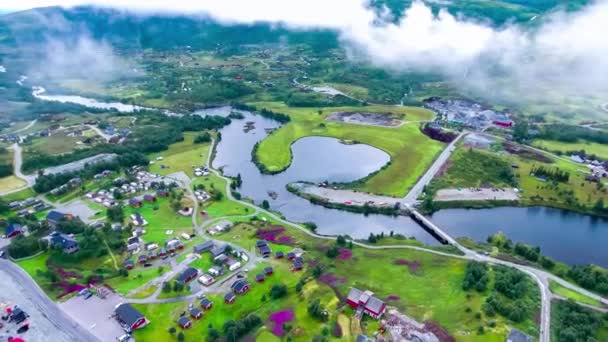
top-left (31, 92), bottom-right (608, 265)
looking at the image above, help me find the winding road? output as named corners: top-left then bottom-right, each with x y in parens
top-left (0, 143), bottom-right (37, 196)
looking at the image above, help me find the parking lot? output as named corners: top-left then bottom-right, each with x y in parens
top-left (59, 288), bottom-right (126, 341)
top-left (0, 269), bottom-right (73, 342)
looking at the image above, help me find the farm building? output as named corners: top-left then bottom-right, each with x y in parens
top-left (346, 288), bottom-right (387, 319)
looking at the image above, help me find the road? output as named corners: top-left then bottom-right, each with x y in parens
top-left (0, 143), bottom-right (37, 196)
top-left (602, 102), bottom-right (608, 113)
top-left (403, 132), bottom-right (465, 204)
top-left (6, 119), bottom-right (37, 135)
top-left (0, 259), bottom-right (100, 342)
top-left (86, 125), bottom-right (112, 142)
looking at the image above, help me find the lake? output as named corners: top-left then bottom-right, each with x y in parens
top-left (431, 207), bottom-right (608, 267)
top-left (212, 111), bottom-right (441, 244)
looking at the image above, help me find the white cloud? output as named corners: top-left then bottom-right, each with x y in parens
top-left (5, 0), bottom-right (608, 108)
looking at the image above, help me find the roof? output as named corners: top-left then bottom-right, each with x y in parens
top-left (123, 259), bottom-right (134, 266)
top-left (200, 298), bottom-right (212, 307)
top-left (210, 244), bottom-right (227, 257)
top-left (177, 316), bottom-right (191, 326)
top-left (115, 304), bottom-right (145, 327)
top-left (194, 240), bottom-right (214, 253)
top-left (127, 237), bottom-right (139, 245)
top-left (5, 223), bottom-right (22, 235)
top-left (129, 198), bottom-right (142, 204)
top-left (224, 293), bottom-right (236, 300)
top-left (50, 232), bottom-right (78, 249)
top-left (256, 240), bottom-right (268, 247)
top-left (177, 267), bottom-right (198, 282)
top-left (507, 329), bottom-right (533, 342)
top-left (190, 308), bottom-right (202, 316)
top-left (346, 288), bottom-right (386, 314)
top-left (46, 210), bottom-right (66, 222)
top-left (259, 245), bottom-right (271, 254)
top-left (264, 267), bottom-right (273, 273)
top-left (232, 280), bottom-right (249, 292)
top-left (143, 194), bottom-right (155, 199)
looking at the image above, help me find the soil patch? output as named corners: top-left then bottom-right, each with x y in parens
top-left (327, 112), bottom-right (403, 127)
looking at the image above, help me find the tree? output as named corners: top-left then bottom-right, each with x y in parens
top-left (261, 200), bottom-right (270, 210)
top-left (107, 205), bottom-right (125, 222)
top-left (162, 282), bottom-right (171, 293)
top-left (207, 327), bottom-right (220, 342)
top-left (194, 132), bottom-right (212, 144)
top-left (462, 261), bottom-right (489, 292)
top-left (177, 331), bottom-right (185, 341)
top-left (269, 283), bottom-right (288, 299)
top-left (308, 299), bottom-right (328, 322)
top-left (168, 327), bottom-right (176, 335)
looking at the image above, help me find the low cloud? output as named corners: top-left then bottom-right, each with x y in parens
top-left (9, 0), bottom-right (608, 109)
top-left (29, 35), bottom-right (127, 83)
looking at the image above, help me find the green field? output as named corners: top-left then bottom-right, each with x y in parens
top-left (532, 139), bottom-right (608, 160)
top-left (106, 266), bottom-right (167, 295)
top-left (148, 132), bottom-right (211, 177)
top-left (124, 197), bottom-right (194, 244)
top-left (549, 280), bottom-right (604, 308)
top-left (252, 102), bottom-right (443, 196)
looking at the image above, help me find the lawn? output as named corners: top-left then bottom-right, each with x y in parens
top-left (148, 133), bottom-right (211, 178)
top-left (549, 280), bottom-right (603, 308)
top-left (106, 266), bottom-right (167, 295)
top-left (131, 285), bottom-right (158, 299)
top-left (193, 175), bottom-right (253, 219)
top-left (532, 139), bottom-right (608, 160)
top-left (1, 187), bottom-right (36, 201)
top-left (251, 102), bottom-right (443, 196)
top-left (330, 247), bottom-right (540, 341)
top-left (124, 197), bottom-right (194, 245)
top-left (0, 175), bottom-right (26, 193)
top-left (133, 260), bottom-right (323, 341)
top-left (24, 130), bottom-right (92, 156)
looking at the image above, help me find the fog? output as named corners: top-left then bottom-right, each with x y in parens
top-left (7, 0), bottom-right (608, 108)
top-left (28, 35), bottom-right (128, 83)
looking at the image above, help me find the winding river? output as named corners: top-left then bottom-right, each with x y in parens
top-left (32, 92), bottom-right (608, 265)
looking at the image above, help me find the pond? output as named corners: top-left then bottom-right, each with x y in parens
top-left (431, 207), bottom-right (608, 267)
top-left (212, 111), bottom-right (441, 244)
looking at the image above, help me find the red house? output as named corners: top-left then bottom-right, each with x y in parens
top-left (493, 120), bottom-right (513, 128)
top-left (176, 267), bottom-right (198, 284)
top-left (200, 298), bottom-right (213, 310)
top-left (346, 288), bottom-right (386, 319)
top-left (190, 308), bottom-right (203, 320)
top-left (264, 267), bottom-right (274, 275)
top-left (178, 316), bottom-right (192, 329)
top-left (115, 303), bottom-right (148, 332)
top-left (231, 280), bottom-right (250, 295)
top-left (143, 194), bottom-right (157, 203)
top-left (224, 293), bottom-right (236, 304)
top-left (129, 198), bottom-right (143, 208)
top-left (5, 224), bottom-right (23, 238)
top-left (255, 274), bottom-right (265, 283)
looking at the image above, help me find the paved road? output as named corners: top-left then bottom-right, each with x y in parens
top-left (0, 260), bottom-right (100, 342)
top-left (0, 143), bottom-right (37, 196)
top-left (403, 132), bottom-right (465, 204)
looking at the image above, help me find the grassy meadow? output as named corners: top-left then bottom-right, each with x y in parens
top-left (251, 102), bottom-right (443, 196)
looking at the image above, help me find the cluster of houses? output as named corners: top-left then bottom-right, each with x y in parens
top-left (85, 189), bottom-right (118, 208)
top-left (192, 240), bottom-right (248, 286)
top-left (49, 177), bottom-right (82, 196)
top-left (7, 197), bottom-right (47, 217)
top-left (175, 295), bottom-right (215, 330)
top-left (129, 192), bottom-right (161, 208)
top-left (124, 235), bottom-right (186, 269)
top-left (423, 97), bottom-right (514, 130)
top-left (570, 155), bottom-right (608, 182)
top-left (274, 247), bottom-right (305, 271)
top-left (206, 220), bottom-right (232, 236)
top-left (193, 165), bottom-right (210, 177)
top-left (193, 190), bottom-right (210, 203)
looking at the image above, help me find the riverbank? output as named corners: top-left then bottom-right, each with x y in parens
top-left (286, 182), bottom-right (406, 216)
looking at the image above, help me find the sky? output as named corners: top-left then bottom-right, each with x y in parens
top-left (3, 0), bottom-right (608, 108)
